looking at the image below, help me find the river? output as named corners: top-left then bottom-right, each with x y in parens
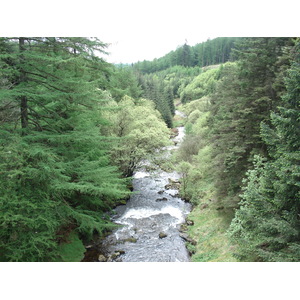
top-left (94, 112), bottom-right (191, 262)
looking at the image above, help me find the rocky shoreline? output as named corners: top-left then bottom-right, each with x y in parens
top-left (82, 122), bottom-right (196, 262)
top-left (81, 202), bottom-right (197, 262)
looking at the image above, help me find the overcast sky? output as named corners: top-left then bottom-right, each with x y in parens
top-left (3, 0), bottom-right (298, 65)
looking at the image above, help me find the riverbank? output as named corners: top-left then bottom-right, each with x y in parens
top-left (82, 114), bottom-right (191, 262)
top-left (185, 206), bottom-right (237, 261)
top-left (174, 101), bottom-right (237, 262)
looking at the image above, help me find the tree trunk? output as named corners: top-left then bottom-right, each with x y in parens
top-left (19, 38), bottom-right (28, 132)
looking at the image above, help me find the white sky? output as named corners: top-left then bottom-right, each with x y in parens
top-left (2, 0), bottom-right (299, 64)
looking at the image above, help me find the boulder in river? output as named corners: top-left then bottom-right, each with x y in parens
top-left (156, 197), bottom-right (168, 202)
top-left (165, 178), bottom-right (181, 190)
top-left (123, 237), bottom-right (137, 243)
top-left (159, 232), bottom-right (168, 239)
top-left (170, 128), bottom-right (179, 138)
top-left (179, 224), bottom-right (188, 232)
top-left (98, 254), bottom-right (107, 262)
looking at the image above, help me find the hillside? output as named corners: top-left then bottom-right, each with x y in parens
top-left (133, 37), bottom-right (240, 73)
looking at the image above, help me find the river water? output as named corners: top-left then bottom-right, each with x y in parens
top-left (99, 114), bottom-right (191, 262)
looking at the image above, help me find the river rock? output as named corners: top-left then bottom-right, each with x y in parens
top-left (159, 232), bottom-right (167, 239)
top-left (179, 223), bottom-right (188, 232)
top-left (98, 254), bottom-right (107, 262)
top-left (110, 251), bottom-right (123, 260)
top-left (170, 128), bottom-right (179, 138)
top-left (123, 237), bottom-right (137, 243)
top-left (186, 220), bottom-right (194, 226)
top-left (165, 179), bottom-right (181, 190)
top-left (156, 197), bottom-right (168, 202)
top-left (170, 193), bottom-right (180, 198)
top-left (179, 233), bottom-right (197, 245)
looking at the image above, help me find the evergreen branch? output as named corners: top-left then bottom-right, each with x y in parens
top-left (28, 117), bottom-right (43, 131)
top-left (29, 77), bottom-right (70, 93)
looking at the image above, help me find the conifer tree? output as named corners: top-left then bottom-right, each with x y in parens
top-left (228, 39), bottom-right (300, 261)
top-left (0, 37), bottom-right (129, 261)
top-left (206, 38), bottom-right (292, 205)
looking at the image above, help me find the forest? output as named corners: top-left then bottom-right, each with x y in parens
top-left (0, 37), bottom-right (299, 262)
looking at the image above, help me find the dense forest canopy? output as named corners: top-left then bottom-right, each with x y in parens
top-left (0, 36), bottom-right (299, 262)
top-left (172, 37), bottom-right (300, 261)
top-left (133, 37), bottom-right (240, 73)
top-left (0, 37), bottom-right (169, 261)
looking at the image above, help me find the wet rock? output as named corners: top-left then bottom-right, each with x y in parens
top-left (187, 246), bottom-right (196, 256)
top-left (186, 220), bottom-right (194, 226)
top-left (165, 179), bottom-right (181, 190)
top-left (158, 190), bottom-right (164, 194)
top-left (106, 251), bottom-right (124, 262)
top-left (82, 248), bottom-right (101, 262)
top-left (171, 193), bottom-right (180, 198)
top-left (124, 237), bottom-right (137, 243)
top-left (111, 251), bottom-right (122, 260)
top-left (170, 128), bottom-right (179, 138)
top-left (156, 197), bottom-right (168, 202)
top-left (98, 254), bottom-right (107, 262)
top-left (179, 224), bottom-right (188, 232)
top-left (159, 232), bottom-right (167, 239)
top-left (179, 233), bottom-right (197, 245)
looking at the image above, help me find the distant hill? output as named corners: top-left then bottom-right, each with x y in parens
top-left (133, 37), bottom-right (241, 73)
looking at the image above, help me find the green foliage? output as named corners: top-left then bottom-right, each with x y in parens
top-left (56, 232), bottom-right (86, 262)
top-left (137, 73), bottom-right (175, 127)
top-left (0, 37), bottom-right (131, 261)
top-left (229, 156), bottom-right (300, 261)
top-left (176, 161), bottom-right (192, 200)
top-left (228, 39), bottom-right (300, 261)
top-left (102, 96), bottom-right (171, 177)
top-left (109, 65), bottom-right (142, 101)
top-left (133, 37), bottom-right (240, 73)
top-left (187, 206), bottom-right (237, 262)
top-left (180, 67), bottom-right (220, 103)
top-left (174, 37), bottom-right (299, 261)
top-left (203, 38), bottom-right (293, 205)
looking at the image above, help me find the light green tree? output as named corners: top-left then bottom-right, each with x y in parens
top-left (103, 96), bottom-right (171, 177)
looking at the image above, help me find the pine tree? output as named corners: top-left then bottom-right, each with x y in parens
top-left (228, 39), bottom-right (300, 261)
top-left (207, 38), bottom-right (292, 206)
top-left (0, 37), bottom-right (129, 261)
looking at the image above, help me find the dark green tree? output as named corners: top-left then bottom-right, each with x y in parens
top-left (229, 39), bottom-right (300, 261)
top-left (0, 37), bottom-right (129, 261)
top-left (207, 38), bottom-right (292, 206)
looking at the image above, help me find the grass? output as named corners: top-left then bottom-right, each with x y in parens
top-left (56, 231), bottom-right (86, 262)
top-left (172, 100), bottom-right (238, 262)
top-left (187, 206), bottom-right (238, 262)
